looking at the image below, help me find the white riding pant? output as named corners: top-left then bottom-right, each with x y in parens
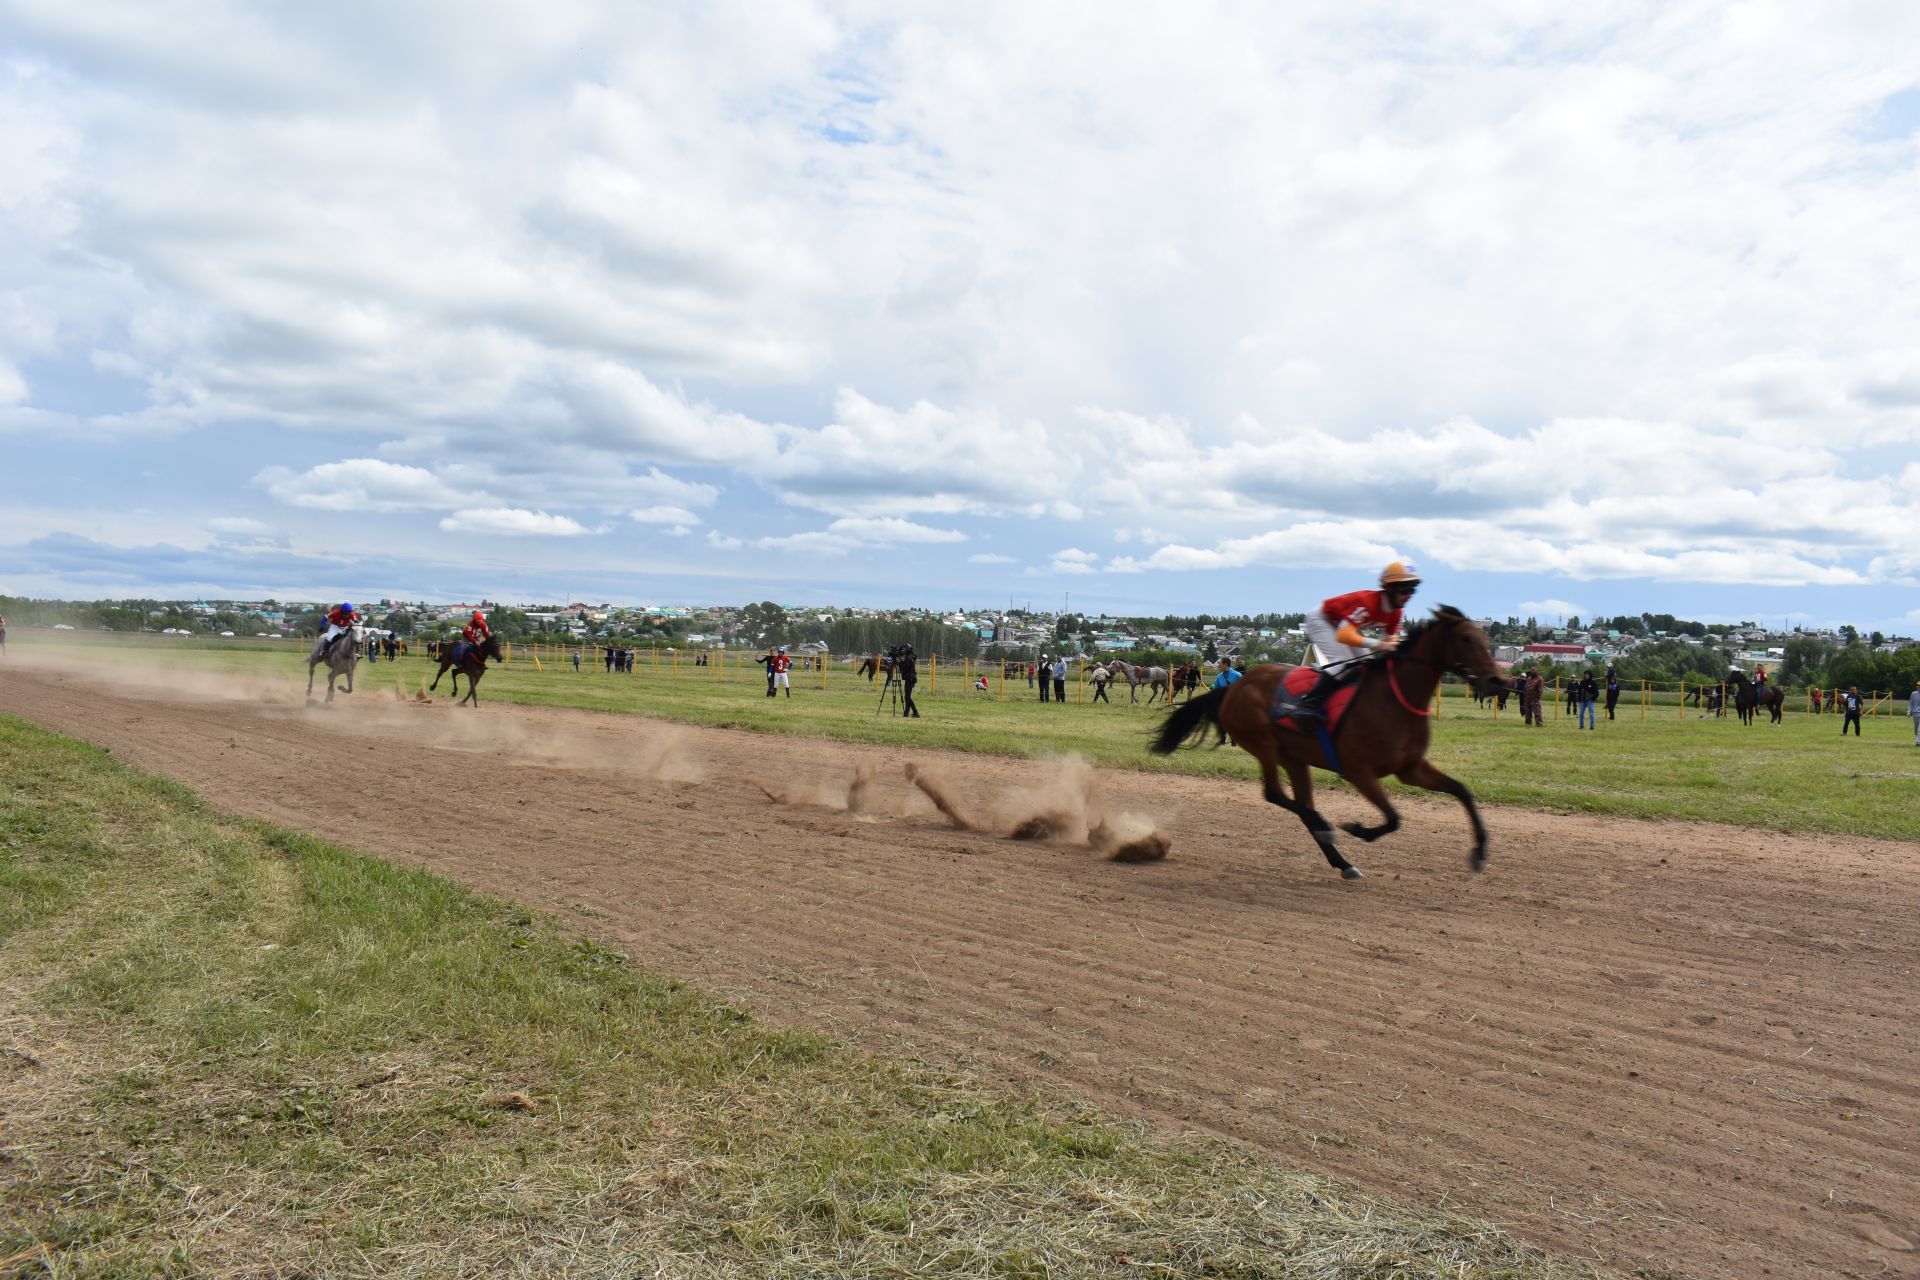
top-left (1304, 614), bottom-right (1369, 669)
top-left (774, 672), bottom-right (790, 688)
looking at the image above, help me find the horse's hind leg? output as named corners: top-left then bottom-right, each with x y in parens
top-left (1398, 758), bottom-right (1488, 872)
top-left (1338, 768), bottom-right (1401, 844)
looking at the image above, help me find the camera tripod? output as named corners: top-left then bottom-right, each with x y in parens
top-left (874, 667), bottom-right (901, 716)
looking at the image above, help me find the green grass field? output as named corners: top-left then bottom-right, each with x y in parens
top-left (0, 712), bottom-right (1592, 1277)
top-left (16, 630), bottom-right (1920, 843)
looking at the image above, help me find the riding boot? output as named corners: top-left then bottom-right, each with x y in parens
top-left (1278, 667), bottom-right (1342, 723)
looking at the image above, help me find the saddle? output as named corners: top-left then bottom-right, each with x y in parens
top-left (1270, 664), bottom-right (1363, 734)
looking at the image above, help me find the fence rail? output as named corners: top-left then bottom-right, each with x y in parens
top-left (354, 643), bottom-right (1913, 717)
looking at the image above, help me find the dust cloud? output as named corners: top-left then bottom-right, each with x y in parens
top-left (5, 649), bottom-right (705, 783)
top-left (904, 759), bottom-right (1170, 862)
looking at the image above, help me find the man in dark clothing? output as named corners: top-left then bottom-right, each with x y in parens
top-left (1037, 654), bottom-right (1050, 702)
top-left (1841, 686), bottom-right (1864, 736)
top-left (1605, 667), bottom-right (1620, 720)
top-left (1522, 671), bottom-right (1544, 726)
top-left (1577, 671), bottom-right (1599, 729)
top-left (897, 646), bottom-right (921, 718)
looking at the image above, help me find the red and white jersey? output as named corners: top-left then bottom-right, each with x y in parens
top-left (771, 653), bottom-right (791, 673)
top-left (1318, 588), bottom-right (1404, 637)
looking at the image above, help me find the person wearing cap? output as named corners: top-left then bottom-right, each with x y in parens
top-left (453, 608), bottom-right (491, 665)
top-left (1276, 561), bottom-right (1422, 724)
top-left (1907, 678), bottom-right (1920, 746)
top-left (772, 645), bottom-right (793, 697)
top-left (316, 600), bottom-right (360, 659)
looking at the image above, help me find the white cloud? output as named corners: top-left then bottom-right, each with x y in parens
top-left (438, 508), bottom-right (592, 537)
top-left (630, 505), bottom-right (703, 525)
top-left (1027, 547), bottom-right (1100, 576)
top-left (206, 516), bottom-right (272, 537)
top-left (258, 459), bottom-right (473, 512)
top-left (824, 516), bottom-right (966, 544)
top-left (967, 552), bottom-right (1015, 564)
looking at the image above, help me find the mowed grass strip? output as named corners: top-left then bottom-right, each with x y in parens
top-left (0, 714), bottom-right (1585, 1279)
top-left (24, 631), bottom-right (1920, 843)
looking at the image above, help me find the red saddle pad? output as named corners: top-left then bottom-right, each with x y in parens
top-left (1275, 665), bottom-right (1361, 733)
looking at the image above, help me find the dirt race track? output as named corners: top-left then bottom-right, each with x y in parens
top-left (3, 658), bottom-right (1917, 1279)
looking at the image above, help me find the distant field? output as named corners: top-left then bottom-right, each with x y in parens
top-left (13, 629), bottom-right (1920, 842)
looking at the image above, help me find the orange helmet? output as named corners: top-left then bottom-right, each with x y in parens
top-left (1379, 561), bottom-right (1421, 587)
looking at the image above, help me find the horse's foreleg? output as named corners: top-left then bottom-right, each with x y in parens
top-left (306, 663), bottom-right (316, 697)
top-left (1338, 768), bottom-right (1401, 844)
top-left (1398, 758), bottom-right (1487, 872)
top-left (1284, 758), bottom-right (1358, 879)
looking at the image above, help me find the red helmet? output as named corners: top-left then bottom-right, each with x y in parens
top-left (471, 610), bottom-right (486, 623)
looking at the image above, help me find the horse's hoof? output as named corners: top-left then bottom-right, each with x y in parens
top-left (1469, 856), bottom-right (1486, 873)
top-left (1340, 866), bottom-right (1364, 880)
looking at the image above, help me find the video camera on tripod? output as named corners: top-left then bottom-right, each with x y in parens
top-left (875, 642), bottom-right (920, 717)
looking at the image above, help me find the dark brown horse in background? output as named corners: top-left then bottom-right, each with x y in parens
top-left (1726, 671), bottom-right (1785, 725)
top-left (1151, 606), bottom-right (1502, 880)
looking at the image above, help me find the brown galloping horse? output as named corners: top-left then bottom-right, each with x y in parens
top-left (1151, 605), bottom-right (1502, 880)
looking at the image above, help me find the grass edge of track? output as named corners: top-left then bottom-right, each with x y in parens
top-left (0, 711), bottom-right (1595, 1279)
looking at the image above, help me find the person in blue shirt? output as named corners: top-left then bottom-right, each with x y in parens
top-left (1211, 658), bottom-right (1242, 691)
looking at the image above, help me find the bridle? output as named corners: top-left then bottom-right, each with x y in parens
top-left (1384, 620), bottom-right (1493, 716)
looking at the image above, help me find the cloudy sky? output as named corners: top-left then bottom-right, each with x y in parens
top-left (3, 1), bottom-right (1919, 630)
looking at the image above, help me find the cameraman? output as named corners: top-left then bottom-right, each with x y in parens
top-left (895, 643), bottom-right (921, 718)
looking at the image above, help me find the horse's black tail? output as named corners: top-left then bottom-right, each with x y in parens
top-left (1150, 686), bottom-right (1226, 755)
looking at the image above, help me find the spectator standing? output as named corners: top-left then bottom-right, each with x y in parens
top-left (1051, 655), bottom-right (1068, 704)
top-left (758, 647), bottom-right (778, 697)
top-left (898, 646), bottom-right (921, 719)
top-left (1562, 676), bottom-right (1578, 719)
top-left (1026, 662), bottom-right (1036, 690)
top-left (1212, 658), bottom-right (1241, 691)
top-left (1908, 679), bottom-right (1920, 746)
top-left (1577, 671), bottom-right (1599, 730)
top-left (570, 648), bottom-right (581, 672)
top-left (1841, 686), bottom-right (1864, 736)
top-left (1522, 670), bottom-right (1545, 727)
top-left (1037, 654), bottom-right (1051, 702)
top-left (1090, 665), bottom-right (1111, 704)
top-left (1604, 667), bottom-right (1620, 720)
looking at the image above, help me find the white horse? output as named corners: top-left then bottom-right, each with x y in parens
top-left (306, 625), bottom-right (362, 704)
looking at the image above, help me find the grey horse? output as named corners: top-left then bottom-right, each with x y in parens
top-left (307, 625), bottom-right (361, 704)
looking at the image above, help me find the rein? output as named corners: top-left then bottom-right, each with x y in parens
top-left (1386, 636), bottom-right (1482, 719)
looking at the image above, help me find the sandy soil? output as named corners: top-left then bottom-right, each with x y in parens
top-left (2, 655), bottom-right (1916, 1279)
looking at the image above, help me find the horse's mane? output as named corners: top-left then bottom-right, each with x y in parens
top-left (1400, 604), bottom-right (1469, 650)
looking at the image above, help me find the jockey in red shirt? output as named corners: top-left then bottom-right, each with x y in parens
top-left (454, 609), bottom-right (490, 662)
top-left (317, 601), bottom-right (360, 657)
top-left (771, 645), bottom-right (792, 697)
top-left (1278, 561), bottom-right (1421, 724)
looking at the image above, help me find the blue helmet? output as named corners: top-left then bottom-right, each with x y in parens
top-left (338, 601), bottom-right (354, 614)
